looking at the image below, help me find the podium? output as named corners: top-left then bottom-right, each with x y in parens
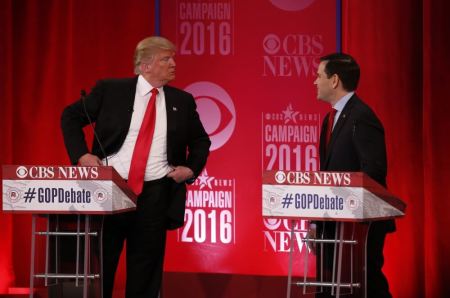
top-left (2, 165), bottom-right (137, 298)
top-left (262, 170), bottom-right (406, 298)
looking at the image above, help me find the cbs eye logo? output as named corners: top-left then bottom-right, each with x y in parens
top-left (263, 218), bottom-right (303, 231)
top-left (263, 34), bottom-right (281, 55)
top-left (274, 171), bottom-right (286, 183)
top-left (263, 218), bottom-right (282, 230)
top-left (16, 166), bottom-right (28, 178)
top-left (185, 81), bottom-right (236, 151)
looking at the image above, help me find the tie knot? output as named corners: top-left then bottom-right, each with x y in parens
top-left (151, 88), bottom-right (159, 95)
top-left (330, 108), bottom-right (337, 116)
top-left (325, 108), bottom-right (337, 146)
top-left (328, 108), bottom-right (337, 125)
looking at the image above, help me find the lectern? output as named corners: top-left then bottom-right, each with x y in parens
top-left (262, 170), bottom-right (406, 298)
top-left (2, 165), bottom-right (137, 298)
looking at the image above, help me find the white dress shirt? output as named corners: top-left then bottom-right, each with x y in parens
top-left (104, 75), bottom-right (172, 181)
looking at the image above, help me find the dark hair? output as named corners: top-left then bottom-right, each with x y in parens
top-left (320, 53), bottom-right (360, 91)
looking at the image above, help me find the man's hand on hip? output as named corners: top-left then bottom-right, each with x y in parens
top-left (167, 166), bottom-right (194, 183)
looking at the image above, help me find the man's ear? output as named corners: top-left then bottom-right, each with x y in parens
top-left (331, 74), bottom-right (340, 89)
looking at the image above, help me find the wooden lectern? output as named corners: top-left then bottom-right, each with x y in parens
top-left (262, 170), bottom-right (406, 298)
top-left (2, 165), bottom-right (137, 298)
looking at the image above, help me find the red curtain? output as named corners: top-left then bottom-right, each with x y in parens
top-left (422, 0), bottom-right (450, 296)
top-left (343, 0), bottom-right (450, 296)
top-left (0, 0), bottom-right (155, 292)
top-left (1, 0), bottom-right (449, 296)
top-left (342, 1), bottom-right (424, 296)
top-left (0, 0), bottom-right (14, 292)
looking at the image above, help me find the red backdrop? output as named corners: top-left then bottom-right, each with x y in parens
top-left (160, 0), bottom-right (337, 278)
top-left (1, 0), bottom-right (450, 297)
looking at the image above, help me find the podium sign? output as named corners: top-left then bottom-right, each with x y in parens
top-left (2, 165), bottom-right (136, 214)
top-left (263, 171), bottom-right (406, 298)
top-left (263, 171), bottom-right (406, 221)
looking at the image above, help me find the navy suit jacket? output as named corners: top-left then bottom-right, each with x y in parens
top-left (319, 94), bottom-right (395, 232)
top-left (61, 77), bottom-right (211, 229)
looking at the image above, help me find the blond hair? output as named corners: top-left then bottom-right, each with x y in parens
top-left (134, 36), bottom-right (176, 74)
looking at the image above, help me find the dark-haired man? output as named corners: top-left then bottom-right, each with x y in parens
top-left (311, 53), bottom-right (394, 298)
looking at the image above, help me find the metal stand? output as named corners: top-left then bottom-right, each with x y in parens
top-left (286, 221), bottom-right (368, 298)
top-left (29, 214), bottom-right (102, 298)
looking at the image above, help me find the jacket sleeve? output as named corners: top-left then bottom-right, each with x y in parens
top-left (185, 94), bottom-right (211, 182)
top-left (60, 81), bottom-right (104, 164)
top-left (352, 109), bottom-right (387, 186)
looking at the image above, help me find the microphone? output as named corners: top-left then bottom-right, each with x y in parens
top-left (80, 89), bottom-right (109, 166)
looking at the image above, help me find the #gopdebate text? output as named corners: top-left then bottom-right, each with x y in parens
top-left (23, 187), bottom-right (91, 204)
top-left (282, 193), bottom-right (343, 210)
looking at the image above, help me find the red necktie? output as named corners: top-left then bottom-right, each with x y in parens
top-left (128, 88), bottom-right (158, 195)
top-left (325, 108), bottom-right (337, 147)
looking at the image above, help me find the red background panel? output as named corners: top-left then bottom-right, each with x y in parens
top-left (1, 0), bottom-right (449, 296)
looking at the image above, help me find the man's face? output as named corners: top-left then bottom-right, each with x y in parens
top-left (313, 61), bottom-right (334, 103)
top-left (147, 49), bottom-right (176, 86)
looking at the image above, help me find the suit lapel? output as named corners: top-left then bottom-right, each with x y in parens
top-left (123, 77), bottom-right (139, 131)
top-left (163, 86), bottom-right (177, 133)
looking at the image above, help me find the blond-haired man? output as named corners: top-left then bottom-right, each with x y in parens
top-left (61, 36), bottom-right (210, 297)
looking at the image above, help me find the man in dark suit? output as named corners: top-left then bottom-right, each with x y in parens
top-left (311, 53), bottom-right (394, 297)
top-left (61, 36), bottom-right (210, 298)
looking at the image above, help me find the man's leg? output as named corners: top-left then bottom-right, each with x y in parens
top-left (125, 178), bottom-right (170, 298)
top-left (367, 222), bottom-right (392, 298)
top-left (102, 213), bottom-right (129, 298)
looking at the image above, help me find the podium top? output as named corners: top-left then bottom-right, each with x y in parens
top-left (2, 165), bottom-right (137, 214)
top-left (262, 171), bottom-right (406, 221)
top-left (3, 165), bottom-right (126, 181)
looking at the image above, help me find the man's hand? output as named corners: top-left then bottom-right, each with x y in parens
top-left (78, 153), bottom-right (103, 166)
top-left (167, 166), bottom-right (194, 183)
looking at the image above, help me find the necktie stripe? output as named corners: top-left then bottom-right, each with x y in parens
top-left (325, 108), bottom-right (337, 148)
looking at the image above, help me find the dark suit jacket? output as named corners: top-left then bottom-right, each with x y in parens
top-left (61, 77), bottom-right (211, 229)
top-left (319, 94), bottom-right (395, 232)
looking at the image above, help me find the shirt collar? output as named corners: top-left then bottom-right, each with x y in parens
top-left (137, 75), bottom-right (162, 97)
top-left (333, 91), bottom-right (354, 112)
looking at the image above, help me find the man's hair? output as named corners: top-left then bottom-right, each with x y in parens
top-left (134, 36), bottom-right (176, 74)
top-left (320, 53), bottom-right (360, 91)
